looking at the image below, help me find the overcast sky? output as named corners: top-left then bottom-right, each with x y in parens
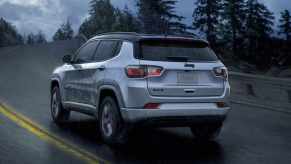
top-left (0, 0), bottom-right (290, 40)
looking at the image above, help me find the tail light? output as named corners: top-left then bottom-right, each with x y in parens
top-left (126, 65), bottom-right (146, 78)
top-left (216, 102), bottom-right (227, 108)
top-left (126, 65), bottom-right (163, 78)
top-left (144, 103), bottom-right (160, 109)
top-left (213, 67), bottom-right (228, 79)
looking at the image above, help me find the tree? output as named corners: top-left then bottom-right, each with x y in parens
top-left (278, 10), bottom-right (291, 41)
top-left (79, 0), bottom-right (116, 38)
top-left (35, 31), bottom-right (47, 44)
top-left (136, 0), bottom-right (187, 34)
top-left (245, 0), bottom-right (274, 66)
top-left (26, 33), bottom-right (35, 45)
top-left (26, 31), bottom-right (47, 45)
top-left (246, 0), bottom-right (274, 40)
top-left (192, 0), bottom-right (223, 45)
top-left (0, 17), bottom-right (23, 47)
top-left (222, 0), bottom-right (247, 57)
top-left (53, 20), bottom-right (74, 41)
top-left (79, 18), bottom-right (94, 38)
top-left (112, 6), bottom-right (140, 32)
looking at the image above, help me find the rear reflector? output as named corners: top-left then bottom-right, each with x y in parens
top-left (144, 103), bottom-right (160, 109)
top-left (216, 102), bottom-right (227, 108)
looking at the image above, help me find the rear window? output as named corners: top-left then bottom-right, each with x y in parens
top-left (139, 40), bottom-right (218, 62)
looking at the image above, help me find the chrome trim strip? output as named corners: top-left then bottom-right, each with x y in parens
top-left (63, 101), bottom-right (96, 110)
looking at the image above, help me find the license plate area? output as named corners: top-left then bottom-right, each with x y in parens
top-left (177, 71), bottom-right (198, 84)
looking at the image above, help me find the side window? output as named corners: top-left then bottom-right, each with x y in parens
top-left (93, 40), bottom-right (120, 62)
top-left (74, 41), bottom-right (98, 64)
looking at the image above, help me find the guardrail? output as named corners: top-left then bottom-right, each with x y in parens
top-left (229, 72), bottom-right (291, 113)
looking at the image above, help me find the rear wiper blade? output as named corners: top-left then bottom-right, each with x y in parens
top-left (166, 56), bottom-right (189, 62)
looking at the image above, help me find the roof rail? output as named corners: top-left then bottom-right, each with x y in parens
top-left (96, 32), bottom-right (140, 36)
top-left (95, 32), bottom-right (198, 38)
top-left (140, 33), bottom-right (199, 39)
top-left (92, 32), bottom-right (203, 41)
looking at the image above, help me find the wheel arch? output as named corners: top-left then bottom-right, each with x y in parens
top-left (96, 85), bottom-right (125, 118)
top-left (50, 77), bottom-right (64, 103)
top-left (50, 78), bottom-right (60, 93)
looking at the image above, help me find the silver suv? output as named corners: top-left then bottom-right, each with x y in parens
top-left (50, 32), bottom-right (230, 145)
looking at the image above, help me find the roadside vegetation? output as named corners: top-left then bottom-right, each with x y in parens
top-left (0, 0), bottom-right (290, 75)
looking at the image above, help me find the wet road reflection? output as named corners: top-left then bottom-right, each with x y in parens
top-left (57, 119), bottom-right (225, 163)
top-left (0, 113), bottom-right (86, 164)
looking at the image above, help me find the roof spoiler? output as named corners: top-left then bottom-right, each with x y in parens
top-left (139, 38), bottom-right (210, 47)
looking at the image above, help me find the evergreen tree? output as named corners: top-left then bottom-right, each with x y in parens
top-left (0, 17), bottom-right (23, 47)
top-left (79, 18), bottom-right (94, 38)
top-left (79, 0), bottom-right (116, 38)
top-left (112, 6), bottom-right (140, 32)
top-left (136, 0), bottom-right (159, 33)
top-left (192, 0), bottom-right (223, 45)
top-left (245, 0), bottom-right (274, 65)
top-left (26, 33), bottom-right (35, 45)
top-left (278, 10), bottom-right (291, 41)
top-left (136, 0), bottom-right (186, 34)
top-left (53, 29), bottom-right (63, 41)
top-left (26, 31), bottom-right (47, 45)
top-left (35, 31), bottom-right (47, 44)
top-left (53, 20), bottom-right (74, 41)
top-left (246, 0), bottom-right (274, 40)
top-left (222, 0), bottom-right (247, 57)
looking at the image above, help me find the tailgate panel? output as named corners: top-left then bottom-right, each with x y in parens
top-left (140, 61), bottom-right (225, 97)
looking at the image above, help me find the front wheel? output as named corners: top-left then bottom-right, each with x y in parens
top-left (51, 86), bottom-right (70, 125)
top-left (98, 96), bottom-right (128, 145)
top-left (190, 123), bottom-right (222, 141)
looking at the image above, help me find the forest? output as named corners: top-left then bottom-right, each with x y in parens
top-left (0, 0), bottom-right (290, 72)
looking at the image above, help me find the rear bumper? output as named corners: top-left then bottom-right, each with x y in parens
top-left (121, 103), bottom-right (230, 127)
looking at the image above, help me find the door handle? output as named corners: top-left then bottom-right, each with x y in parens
top-left (97, 65), bottom-right (106, 71)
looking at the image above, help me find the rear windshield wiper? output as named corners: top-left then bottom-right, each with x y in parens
top-left (166, 56), bottom-right (189, 62)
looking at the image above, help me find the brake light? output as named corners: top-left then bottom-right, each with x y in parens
top-left (126, 65), bottom-right (163, 78)
top-left (126, 65), bottom-right (146, 78)
top-left (144, 103), bottom-right (160, 109)
top-left (213, 67), bottom-right (228, 79)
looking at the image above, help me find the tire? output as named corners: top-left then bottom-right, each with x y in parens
top-left (190, 123), bottom-right (222, 141)
top-left (50, 86), bottom-right (70, 125)
top-left (98, 96), bottom-right (128, 145)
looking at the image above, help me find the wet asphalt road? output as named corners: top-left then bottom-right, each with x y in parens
top-left (1, 44), bottom-right (291, 164)
top-left (0, 112), bottom-right (86, 164)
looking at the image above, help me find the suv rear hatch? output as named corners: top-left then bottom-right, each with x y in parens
top-left (138, 39), bottom-right (226, 97)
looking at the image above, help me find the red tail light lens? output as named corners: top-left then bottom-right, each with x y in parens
top-left (147, 66), bottom-right (163, 77)
top-left (213, 67), bottom-right (228, 79)
top-left (216, 102), bottom-right (227, 108)
top-left (144, 103), bottom-right (160, 109)
top-left (126, 65), bottom-right (163, 78)
top-left (126, 66), bottom-right (146, 78)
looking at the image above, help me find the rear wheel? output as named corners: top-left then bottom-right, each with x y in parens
top-left (51, 86), bottom-right (70, 124)
top-left (190, 123), bottom-right (222, 141)
top-left (99, 96), bottom-right (128, 145)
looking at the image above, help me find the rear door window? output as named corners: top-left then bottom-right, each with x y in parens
top-left (139, 40), bottom-right (218, 62)
top-left (74, 41), bottom-right (98, 64)
top-left (93, 40), bottom-right (120, 62)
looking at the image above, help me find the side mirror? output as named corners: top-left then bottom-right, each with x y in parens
top-left (62, 55), bottom-right (72, 64)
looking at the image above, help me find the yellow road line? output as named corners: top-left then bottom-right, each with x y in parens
top-left (0, 103), bottom-right (109, 164)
